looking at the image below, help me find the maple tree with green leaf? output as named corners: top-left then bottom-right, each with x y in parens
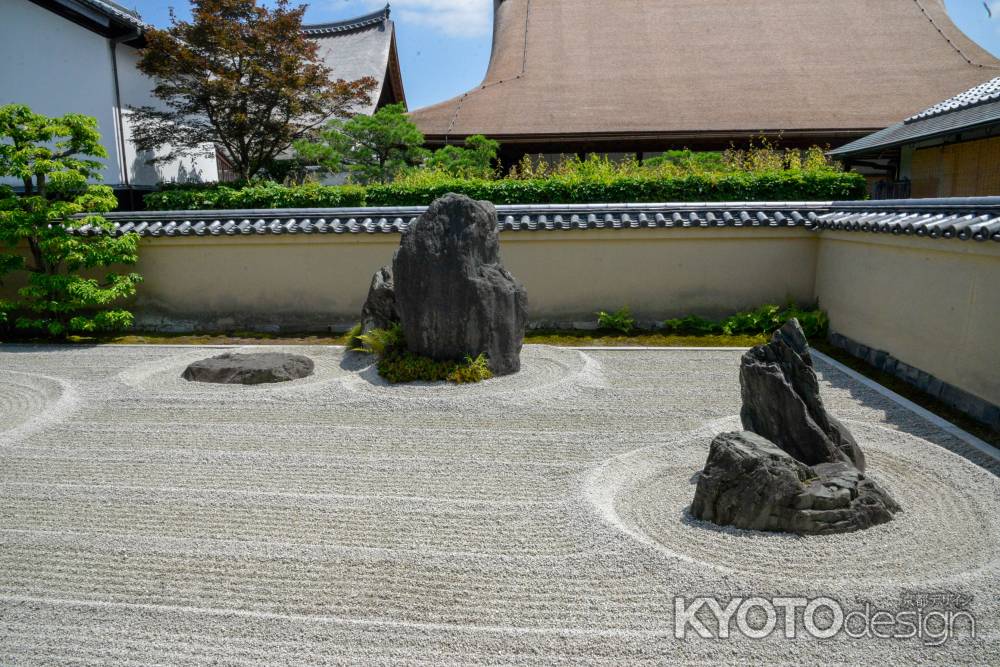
top-left (0, 104), bottom-right (141, 337)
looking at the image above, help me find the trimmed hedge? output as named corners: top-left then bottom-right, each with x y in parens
top-left (366, 171), bottom-right (866, 206)
top-left (143, 171), bottom-right (866, 211)
top-left (144, 181), bottom-right (366, 210)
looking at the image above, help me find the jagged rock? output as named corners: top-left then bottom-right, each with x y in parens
top-left (392, 193), bottom-right (528, 375)
top-left (740, 319), bottom-right (866, 470)
top-left (690, 431), bottom-right (900, 535)
top-left (181, 353), bottom-right (314, 385)
top-left (360, 265), bottom-right (398, 334)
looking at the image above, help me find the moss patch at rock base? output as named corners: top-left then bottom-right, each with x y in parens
top-left (377, 351), bottom-right (493, 384)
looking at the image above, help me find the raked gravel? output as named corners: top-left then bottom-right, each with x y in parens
top-left (0, 344), bottom-right (998, 665)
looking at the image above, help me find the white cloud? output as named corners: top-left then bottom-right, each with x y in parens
top-left (363, 0), bottom-right (492, 38)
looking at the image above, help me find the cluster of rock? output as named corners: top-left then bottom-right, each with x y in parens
top-left (361, 193), bottom-right (528, 376)
top-left (690, 319), bottom-right (900, 535)
top-left (182, 352), bottom-right (314, 385)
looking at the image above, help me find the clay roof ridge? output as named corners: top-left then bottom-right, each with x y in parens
top-left (301, 5), bottom-right (390, 36)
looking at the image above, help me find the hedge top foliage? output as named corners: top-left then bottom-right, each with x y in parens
top-left (144, 169), bottom-right (866, 211)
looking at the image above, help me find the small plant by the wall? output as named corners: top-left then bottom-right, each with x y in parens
top-left (597, 306), bottom-right (636, 334)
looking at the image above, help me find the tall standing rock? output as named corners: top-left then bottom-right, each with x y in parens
top-left (690, 319), bottom-right (899, 535)
top-left (740, 319), bottom-right (866, 471)
top-left (392, 194), bottom-right (528, 375)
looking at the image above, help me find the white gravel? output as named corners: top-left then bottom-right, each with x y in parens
top-left (1, 344), bottom-right (997, 665)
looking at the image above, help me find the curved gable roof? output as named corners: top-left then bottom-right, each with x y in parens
top-left (304, 5), bottom-right (406, 114)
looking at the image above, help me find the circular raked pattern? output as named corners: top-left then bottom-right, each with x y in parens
top-left (0, 371), bottom-right (68, 436)
top-left (587, 418), bottom-right (1000, 584)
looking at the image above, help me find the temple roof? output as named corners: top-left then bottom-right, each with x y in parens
top-left (409, 0), bottom-right (1000, 145)
top-left (303, 4), bottom-right (406, 113)
top-left (831, 77), bottom-right (1000, 157)
top-left (30, 0), bottom-right (146, 41)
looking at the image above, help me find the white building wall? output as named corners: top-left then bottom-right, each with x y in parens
top-left (0, 0), bottom-right (218, 189)
top-left (115, 45), bottom-right (218, 186)
top-left (0, 0), bottom-right (122, 185)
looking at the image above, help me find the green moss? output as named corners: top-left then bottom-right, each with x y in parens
top-left (376, 350), bottom-right (493, 384)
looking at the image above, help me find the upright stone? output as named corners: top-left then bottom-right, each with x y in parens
top-left (360, 265), bottom-right (398, 334)
top-left (393, 194), bottom-right (528, 375)
top-left (740, 319), bottom-right (866, 470)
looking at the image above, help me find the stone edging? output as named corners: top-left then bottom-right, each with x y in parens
top-left (827, 332), bottom-right (1000, 431)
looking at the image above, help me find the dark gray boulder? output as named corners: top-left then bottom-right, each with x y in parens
top-left (392, 193), bottom-right (528, 375)
top-left (182, 352), bottom-right (314, 385)
top-left (690, 431), bottom-right (900, 535)
top-left (740, 319), bottom-right (865, 471)
top-left (360, 265), bottom-right (398, 334)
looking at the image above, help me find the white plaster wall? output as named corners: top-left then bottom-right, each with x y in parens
top-left (815, 233), bottom-right (1000, 407)
top-left (115, 45), bottom-right (219, 186)
top-left (0, 0), bottom-right (218, 188)
top-left (0, 0), bottom-right (122, 185)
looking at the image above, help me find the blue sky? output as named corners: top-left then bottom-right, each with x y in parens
top-left (124, 0), bottom-right (1000, 111)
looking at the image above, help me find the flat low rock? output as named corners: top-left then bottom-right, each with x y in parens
top-left (690, 431), bottom-right (900, 535)
top-left (181, 353), bottom-right (315, 385)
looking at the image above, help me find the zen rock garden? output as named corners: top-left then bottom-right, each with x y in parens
top-left (9, 212), bottom-right (996, 666)
top-left (181, 195), bottom-right (902, 538)
top-left (690, 319), bottom-right (901, 535)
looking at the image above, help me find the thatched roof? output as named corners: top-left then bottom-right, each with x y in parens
top-left (304, 5), bottom-right (406, 114)
top-left (409, 0), bottom-right (1000, 147)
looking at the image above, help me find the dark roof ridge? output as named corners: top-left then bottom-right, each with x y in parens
top-left (77, 199), bottom-right (1000, 242)
top-left (301, 4), bottom-right (390, 36)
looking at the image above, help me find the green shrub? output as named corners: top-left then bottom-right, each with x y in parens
top-left (143, 181), bottom-right (366, 210)
top-left (0, 105), bottom-right (142, 337)
top-left (663, 304), bottom-right (829, 339)
top-left (140, 170), bottom-right (866, 211)
top-left (597, 306), bottom-right (636, 334)
top-left (354, 325), bottom-right (494, 384)
top-left (364, 171), bottom-right (866, 207)
top-left (446, 354), bottom-right (493, 384)
top-left (376, 350), bottom-right (493, 384)
top-left (661, 315), bottom-right (723, 335)
top-left (344, 322), bottom-right (363, 348)
top-left (353, 323), bottom-right (405, 357)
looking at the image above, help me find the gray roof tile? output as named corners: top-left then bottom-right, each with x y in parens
top-left (831, 77), bottom-right (1000, 156)
top-left (84, 199), bottom-right (1000, 242)
top-left (907, 77), bottom-right (1000, 122)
